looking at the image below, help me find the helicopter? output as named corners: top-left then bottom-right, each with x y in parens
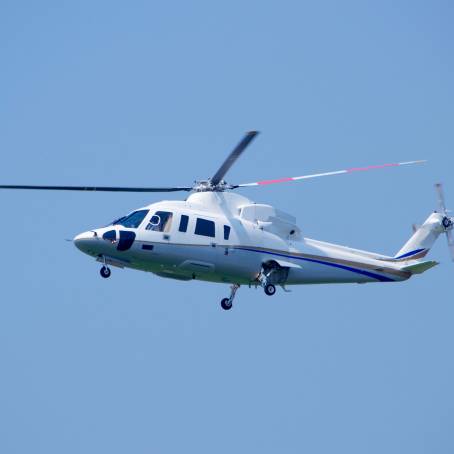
top-left (1, 131), bottom-right (453, 310)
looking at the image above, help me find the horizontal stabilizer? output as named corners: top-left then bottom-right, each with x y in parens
top-left (401, 260), bottom-right (438, 274)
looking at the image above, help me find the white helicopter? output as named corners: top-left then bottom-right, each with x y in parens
top-left (2, 131), bottom-right (453, 310)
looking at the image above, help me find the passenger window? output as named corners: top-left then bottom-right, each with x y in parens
top-left (113, 210), bottom-right (149, 228)
top-left (179, 215), bottom-right (189, 232)
top-left (195, 218), bottom-right (215, 238)
top-left (146, 211), bottom-right (173, 232)
top-left (224, 225), bottom-right (231, 240)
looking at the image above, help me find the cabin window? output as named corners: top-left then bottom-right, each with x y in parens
top-left (223, 225), bottom-right (231, 240)
top-left (179, 215), bottom-right (189, 232)
top-left (146, 211), bottom-right (173, 232)
top-left (113, 210), bottom-right (149, 228)
top-left (195, 218), bottom-right (215, 238)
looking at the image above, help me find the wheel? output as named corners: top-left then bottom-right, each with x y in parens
top-left (264, 284), bottom-right (276, 296)
top-left (221, 298), bottom-right (232, 310)
top-left (100, 266), bottom-right (111, 278)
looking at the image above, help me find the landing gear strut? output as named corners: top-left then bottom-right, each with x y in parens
top-left (100, 265), bottom-right (111, 278)
top-left (220, 284), bottom-right (240, 310)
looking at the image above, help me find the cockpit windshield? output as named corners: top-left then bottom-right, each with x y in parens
top-left (111, 216), bottom-right (126, 225)
top-left (112, 210), bottom-right (149, 228)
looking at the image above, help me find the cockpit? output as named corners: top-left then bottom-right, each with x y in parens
top-left (110, 209), bottom-right (174, 233)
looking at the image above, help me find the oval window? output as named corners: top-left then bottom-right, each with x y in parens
top-left (149, 215), bottom-right (161, 226)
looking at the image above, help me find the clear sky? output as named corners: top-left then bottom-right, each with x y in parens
top-left (1, 1), bottom-right (453, 453)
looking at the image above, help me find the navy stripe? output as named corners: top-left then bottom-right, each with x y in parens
top-left (236, 247), bottom-right (394, 282)
top-left (394, 248), bottom-right (426, 260)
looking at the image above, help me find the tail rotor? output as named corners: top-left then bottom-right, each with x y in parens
top-left (435, 183), bottom-right (454, 261)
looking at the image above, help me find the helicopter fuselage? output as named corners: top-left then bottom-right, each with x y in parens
top-left (74, 192), bottom-right (411, 286)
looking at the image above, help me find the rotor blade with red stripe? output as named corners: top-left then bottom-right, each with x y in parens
top-left (234, 160), bottom-right (426, 188)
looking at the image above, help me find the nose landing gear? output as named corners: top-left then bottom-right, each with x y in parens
top-left (100, 265), bottom-right (111, 278)
top-left (99, 255), bottom-right (112, 278)
top-left (221, 298), bottom-right (232, 310)
top-left (220, 284), bottom-right (240, 310)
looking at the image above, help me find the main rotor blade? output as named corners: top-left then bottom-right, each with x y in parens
top-left (234, 160), bottom-right (427, 188)
top-left (435, 183), bottom-right (447, 214)
top-left (0, 185), bottom-right (192, 192)
top-left (210, 131), bottom-right (259, 186)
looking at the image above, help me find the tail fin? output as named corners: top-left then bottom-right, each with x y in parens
top-left (394, 212), bottom-right (447, 260)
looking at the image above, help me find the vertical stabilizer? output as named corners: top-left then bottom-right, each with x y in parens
top-left (395, 213), bottom-right (446, 260)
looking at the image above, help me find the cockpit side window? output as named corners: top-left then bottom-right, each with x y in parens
top-left (113, 210), bottom-right (149, 228)
top-left (146, 211), bottom-right (173, 232)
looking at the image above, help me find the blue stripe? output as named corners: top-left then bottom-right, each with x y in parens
top-left (236, 247), bottom-right (395, 282)
top-left (394, 248), bottom-right (426, 260)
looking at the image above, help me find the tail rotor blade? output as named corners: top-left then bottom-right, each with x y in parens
top-left (446, 230), bottom-right (454, 261)
top-left (435, 183), bottom-right (447, 214)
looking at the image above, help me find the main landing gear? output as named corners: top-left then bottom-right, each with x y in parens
top-left (258, 263), bottom-right (282, 297)
top-left (100, 265), bottom-right (111, 278)
top-left (220, 284), bottom-right (240, 310)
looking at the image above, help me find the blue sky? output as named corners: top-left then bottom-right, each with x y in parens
top-left (1, 1), bottom-right (453, 453)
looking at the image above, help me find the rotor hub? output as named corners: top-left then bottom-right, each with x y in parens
top-left (192, 179), bottom-right (233, 192)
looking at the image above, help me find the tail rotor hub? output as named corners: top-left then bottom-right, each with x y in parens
top-left (442, 216), bottom-right (453, 230)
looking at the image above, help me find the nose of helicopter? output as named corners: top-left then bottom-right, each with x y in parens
top-left (74, 228), bottom-right (135, 255)
top-left (73, 230), bottom-right (99, 254)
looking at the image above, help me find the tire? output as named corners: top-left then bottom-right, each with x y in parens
top-left (264, 284), bottom-right (276, 296)
top-left (221, 298), bottom-right (232, 310)
top-left (100, 266), bottom-right (111, 278)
